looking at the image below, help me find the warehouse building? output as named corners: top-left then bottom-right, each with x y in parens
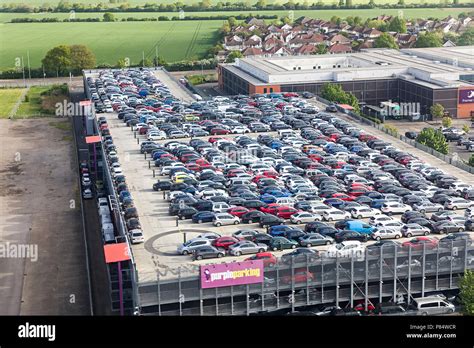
top-left (218, 46), bottom-right (474, 118)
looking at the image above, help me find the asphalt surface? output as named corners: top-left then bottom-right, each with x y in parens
top-left (70, 83), bottom-right (113, 315)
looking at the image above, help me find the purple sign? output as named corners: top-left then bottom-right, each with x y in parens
top-left (200, 260), bottom-right (264, 289)
top-left (459, 89), bottom-right (474, 104)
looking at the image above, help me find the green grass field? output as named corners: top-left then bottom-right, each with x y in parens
top-left (1, 6), bottom-right (472, 70)
top-left (0, 88), bottom-right (24, 117)
top-left (16, 86), bottom-right (52, 117)
top-left (0, 20), bottom-right (222, 70)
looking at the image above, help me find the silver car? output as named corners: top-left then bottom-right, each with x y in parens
top-left (401, 223), bottom-right (431, 238)
top-left (228, 241), bottom-right (268, 256)
top-left (413, 202), bottom-right (443, 213)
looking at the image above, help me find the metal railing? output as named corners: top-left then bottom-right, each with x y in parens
top-left (138, 240), bottom-right (473, 316)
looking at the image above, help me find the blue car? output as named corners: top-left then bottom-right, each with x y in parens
top-left (260, 194), bottom-right (277, 204)
top-left (269, 226), bottom-right (301, 237)
top-left (371, 199), bottom-right (387, 209)
top-left (323, 198), bottom-right (345, 208)
top-left (119, 191), bottom-right (131, 202)
top-left (192, 211), bottom-right (216, 223)
top-left (152, 151), bottom-right (168, 160)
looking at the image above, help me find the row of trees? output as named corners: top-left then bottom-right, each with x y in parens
top-left (2, 0), bottom-right (472, 13)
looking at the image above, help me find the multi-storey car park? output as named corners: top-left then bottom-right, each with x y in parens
top-left (81, 67), bottom-right (474, 316)
top-left (218, 46), bottom-right (474, 119)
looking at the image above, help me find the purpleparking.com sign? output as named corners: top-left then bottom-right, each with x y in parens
top-left (459, 89), bottom-right (474, 104)
top-left (200, 260), bottom-right (264, 289)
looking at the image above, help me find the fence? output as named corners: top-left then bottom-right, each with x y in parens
top-left (316, 96), bottom-right (474, 175)
top-left (138, 240), bottom-right (473, 316)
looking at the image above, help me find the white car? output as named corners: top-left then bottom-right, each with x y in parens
top-left (82, 176), bottom-right (91, 187)
top-left (449, 182), bottom-right (472, 193)
top-left (350, 207), bottom-right (381, 219)
top-left (369, 214), bottom-right (394, 226)
top-left (196, 232), bottom-right (221, 241)
top-left (231, 126), bottom-right (250, 134)
top-left (322, 208), bottom-right (351, 221)
top-left (376, 220), bottom-right (405, 231)
top-left (413, 202), bottom-right (444, 213)
top-left (147, 131), bottom-right (167, 141)
top-left (380, 202), bottom-right (412, 215)
top-left (82, 188), bottom-right (93, 199)
top-left (290, 212), bottom-right (322, 224)
top-left (326, 241), bottom-right (365, 259)
top-left (212, 202), bottom-right (232, 214)
top-left (444, 198), bottom-right (474, 210)
top-left (400, 223), bottom-right (431, 237)
top-left (371, 227), bottom-right (402, 240)
top-left (177, 238), bottom-right (211, 255)
top-left (129, 229), bottom-right (144, 244)
top-left (213, 213), bottom-right (240, 227)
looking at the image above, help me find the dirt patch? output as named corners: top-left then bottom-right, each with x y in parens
top-left (0, 118), bottom-right (89, 315)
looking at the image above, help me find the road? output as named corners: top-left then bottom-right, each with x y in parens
top-left (154, 70), bottom-right (195, 103)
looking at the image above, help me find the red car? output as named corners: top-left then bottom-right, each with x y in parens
top-left (260, 203), bottom-right (282, 215)
top-left (282, 269), bottom-right (314, 284)
top-left (332, 193), bottom-right (354, 201)
top-left (212, 236), bottom-right (240, 249)
top-left (354, 301), bottom-right (375, 312)
top-left (276, 207), bottom-right (300, 219)
top-left (283, 92), bottom-right (298, 97)
top-left (245, 252), bottom-right (277, 268)
top-left (402, 237), bottom-right (438, 250)
top-left (227, 206), bottom-right (251, 218)
top-left (308, 154), bottom-right (324, 162)
top-left (207, 136), bottom-right (222, 143)
top-left (210, 128), bottom-right (230, 135)
top-left (185, 163), bottom-right (201, 172)
top-left (262, 170), bottom-right (279, 178)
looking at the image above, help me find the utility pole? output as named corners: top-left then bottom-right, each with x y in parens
top-left (155, 46), bottom-right (158, 67)
top-left (21, 56), bottom-right (26, 87)
top-left (142, 51), bottom-right (145, 68)
top-left (27, 51), bottom-right (31, 80)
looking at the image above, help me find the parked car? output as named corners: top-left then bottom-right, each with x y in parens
top-left (228, 241), bottom-right (268, 256)
top-left (177, 238), bottom-right (211, 255)
top-left (213, 213), bottom-right (240, 226)
top-left (192, 246), bottom-right (225, 260)
top-left (268, 237), bottom-right (298, 251)
top-left (298, 233), bottom-right (334, 247)
top-left (290, 212), bottom-right (322, 224)
top-left (245, 252), bottom-right (277, 267)
top-left (281, 248), bottom-right (319, 264)
top-left (401, 237), bottom-right (438, 250)
top-left (371, 227), bottom-right (402, 240)
top-left (212, 236), bottom-right (240, 249)
top-left (401, 223), bottom-right (431, 237)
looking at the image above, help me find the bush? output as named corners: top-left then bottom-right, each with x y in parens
top-left (442, 116), bottom-right (453, 128)
top-left (416, 127), bottom-right (449, 155)
top-left (469, 154), bottom-right (474, 167)
top-left (383, 124), bottom-right (398, 136)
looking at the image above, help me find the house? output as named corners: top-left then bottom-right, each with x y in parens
top-left (396, 33), bottom-right (416, 45)
top-left (443, 39), bottom-right (456, 47)
top-left (329, 34), bottom-right (351, 45)
top-left (245, 17), bottom-right (265, 26)
top-left (265, 45), bottom-right (292, 56)
top-left (294, 44), bottom-right (316, 55)
top-left (328, 43), bottom-right (352, 54)
top-left (281, 23), bottom-right (293, 32)
top-left (363, 28), bottom-right (382, 39)
top-left (242, 47), bottom-right (263, 56)
top-left (263, 37), bottom-right (285, 51)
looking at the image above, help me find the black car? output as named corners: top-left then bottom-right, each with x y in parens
top-left (317, 226), bottom-right (339, 238)
top-left (177, 207), bottom-right (198, 220)
top-left (404, 131), bottom-right (418, 140)
top-left (406, 218), bottom-right (435, 232)
top-left (366, 240), bottom-right (401, 254)
top-left (285, 229), bottom-right (307, 242)
top-left (192, 246), bottom-right (225, 260)
top-left (124, 207), bottom-right (138, 220)
top-left (326, 104), bottom-right (338, 113)
top-left (334, 231), bottom-right (368, 243)
top-left (439, 232), bottom-right (472, 246)
top-left (401, 211), bottom-right (426, 223)
top-left (194, 200), bottom-right (213, 212)
top-left (466, 219), bottom-right (474, 231)
top-left (241, 210), bottom-right (266, 223)
top-left (126, 218), bottom-right (141, 231)
top-left (373, 302), bottom-right (406, 315)
top-left (302, 92), bottom-right (314, 99)
top-left (153, 180), bottom-right (172, 191)
top-left (281, 248), bottom-right (319, 264)
top-left (251, 233), bottom-right (273, 246)
top-left (259, 214), bottom-right (285, 228)
top-left (305, 221), bottom-right (328, 233)
top-left (432, 221), bottom-right (464, 234)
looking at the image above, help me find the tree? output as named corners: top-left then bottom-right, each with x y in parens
top-left (374, 33), bottom-right (399, 49)
top-left (116, 58), bottom-right (129, 68)
top-left (416, 128), bottom-right (449, 154)
top-left (346, 0), bottom-right (353, 7)
top-left (368, 0), bottom-right (376, 8)
top-left (313, 44), bottom-right (328, 54)
top-left (442, 116), bottom-right (453, 128)
top-left (459, 270), bottom-right (474, 314)
top-left (255, 0), bottom-right (267, 9)
top-left (338, 0), bottom-right (345, 7)
top-left (153, 55), bottom-right (167, 67)
top-left (430, 103), bottom-right (445, 119)
top-left (321, 83), bottom-right (360, 114)
top-left (469, 154), bottom-right (474, 167)
top-left (41, 45), bottom-right (71, 75)
top-left (415, 32), bottom-right (443, 48)
top-left (228, 16), bottom-right (237, 27)
top-left (388, 16), bottom-right (407, 33)
top-left (330, 16), bottom-right (341, 25)
top-left (458, 28), bottom-right (474, 46)
top-left (353, 16), bottom-right (362, 25)
top-left (103, 12), bottom-right (115, 22)
top-left (69, 44), bottom-right (96, 74)
top-left (398, 0), bottom-right (405, 5)
top-left (462, 124), bottom-right (470, 134)
top-left (139, 58), bottom-right (154, 67)
top-left (225, 50), bottom-right (243, 63)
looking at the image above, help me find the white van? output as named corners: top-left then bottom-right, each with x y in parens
top-left (275, 197), bottom-right (295, 207)
top-left (101, 213), bottom-right (112, 225)
top-left (412, 297), bottom-right (455, 315)
top-left (212, 202), bottom-right (231, 213)
top-left (102, 223), bottom-right (115, 244)
top-left (98, 205), bottom-right (111, 217)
